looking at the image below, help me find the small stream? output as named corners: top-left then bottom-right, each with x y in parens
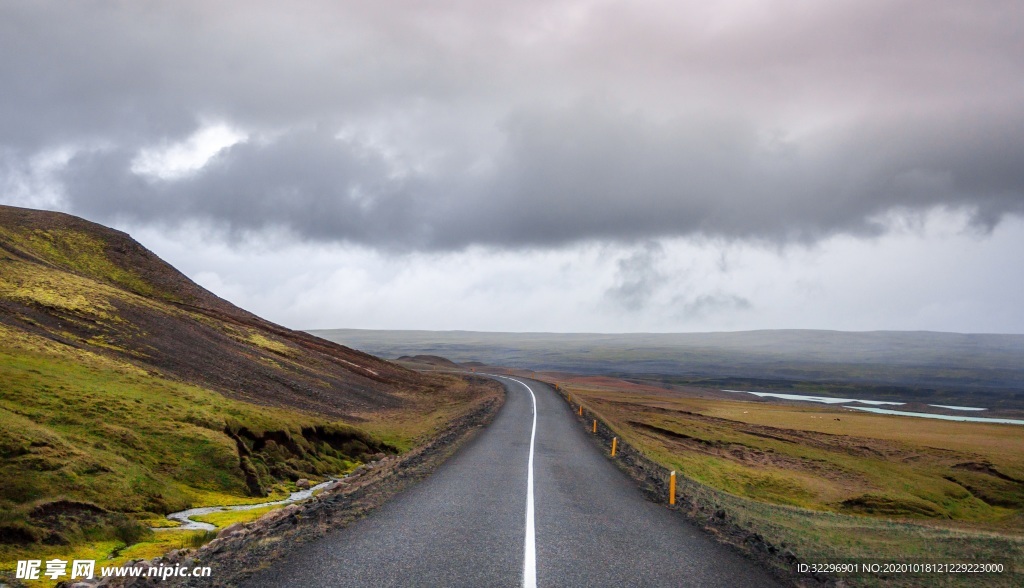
top-left (155, 479), bottom-right (338, 531)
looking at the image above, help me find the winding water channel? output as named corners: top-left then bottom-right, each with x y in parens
top-left (155, 479), bottom-right (338, 531)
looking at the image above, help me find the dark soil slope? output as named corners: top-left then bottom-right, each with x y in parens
top-left (396, 355), bottom-right (462, 369)
top-left (0, 205), bottom-right (431, 419)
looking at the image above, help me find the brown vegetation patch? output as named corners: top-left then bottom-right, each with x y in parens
top-left (396, 355), bottom-right (461, 368)
top-left (630, 421), bottom-right (862, 484)
top-left (839, 494), bottom-right (947, 518)
top-left (28, 500), bottom-right (108, 520)
top-left (0, 523), bottom-right (40, 544)
top-left (606, 398), bottom-right (969, 466)
top-left (954, 461), bottom-right (1024, 484)
top-left (558, 375), bottom-right (676, 394)
top-left (944, 471), bottom-right (1024, 508)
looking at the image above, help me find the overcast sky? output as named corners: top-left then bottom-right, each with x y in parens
top-left (2, 0), bottom-right (1023, 333)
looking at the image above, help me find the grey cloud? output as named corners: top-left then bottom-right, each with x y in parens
top-left (491, 103), bottom-right (1024, 242)
top-left (605, 242), bottom-right (665, 311)
top-left (60, 128), bottom-right (435, 247)
top-left (3, 1), bottom-right (1024, 251)
top-left (675, 293), bottom-right (753, 321)
top-left (52, 102), bottom-right (1024, 251)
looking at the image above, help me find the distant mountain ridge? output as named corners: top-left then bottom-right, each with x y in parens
top-left (314, 328), bottom-right (1024, 410)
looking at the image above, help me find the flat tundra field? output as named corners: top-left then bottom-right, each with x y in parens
top-left (555, 376), bottom-right (1024, 587)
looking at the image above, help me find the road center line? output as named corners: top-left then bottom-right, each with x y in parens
top-left (493, 375), bottom-right (538, 588)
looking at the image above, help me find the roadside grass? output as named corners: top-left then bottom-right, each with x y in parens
top-left (572, 386), bottom-right (1024, 524)
top-left (0, 305), bottom-right (494, 587)
top-left (562, 383), bottom-right (1024, 586)
top-left (119, 505), bottom-right (279, 564)
top-left (0, 540), bottom-right (121, 588)
top-left (0, 334), bottom-right (380, 570)
top-left (695, 486), bottom-right (1023, 587)
top-left (356, 375), bottom-right (495, 451)
top-left (697, 399), bottom-right (1024, 474)
top-left (0, 345), bottom-right (349, 513)
top-left (0, 502), bottom-right (292, 588)
top-left (0, 529), bottom-right (222, 588)
top-left (0, 327), bottom-right (494, 586)
top-left (182, 484), bottom-right (295, 509)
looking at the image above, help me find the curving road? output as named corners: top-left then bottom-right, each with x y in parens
top-left (245, 376), bottom-right (779, 587)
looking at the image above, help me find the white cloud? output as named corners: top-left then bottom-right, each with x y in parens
top-left (124, 210), bottom-right (1024, 334)
top-left (130, 123), bottom-right (247, 181)
top-left (0, 146), bottom-right (75, 210)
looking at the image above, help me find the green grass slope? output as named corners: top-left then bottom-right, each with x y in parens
top-left (0, 205), bottom-right (487, 557)
top-left (0, 337), bottom-right (386, 540)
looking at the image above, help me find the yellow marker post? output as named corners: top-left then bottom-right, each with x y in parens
top-left (578, 405), bottom-right (583, 416)
top-left (592, 419), bottom-right (597, 433)
top-left (611, 437), bottom-right (618, 457)
top-left (669, 471), bottom-right (676, 506)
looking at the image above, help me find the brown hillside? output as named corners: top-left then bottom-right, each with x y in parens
top-left (0, 204), bottom-right (437, 419)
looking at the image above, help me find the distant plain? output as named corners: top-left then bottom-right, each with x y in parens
top-left (554, 377), bottom-right (1024, 586)
top-left (318, 328), bottom-right (1024, 586)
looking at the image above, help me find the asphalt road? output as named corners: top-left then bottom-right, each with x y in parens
top-left (245, 376), bottom-right (780, 587)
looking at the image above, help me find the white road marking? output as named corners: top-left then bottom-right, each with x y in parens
top-left (492, 375), bottom-right (538, 588)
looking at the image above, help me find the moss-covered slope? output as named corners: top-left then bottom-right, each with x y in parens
top-left (0, 205), bottom-right (483, 549)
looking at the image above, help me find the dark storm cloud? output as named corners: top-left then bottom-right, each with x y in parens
top-left (3, 0), bottom-right (1024, 250)
top-left (60, 129), bottom-right (434, 246)
top-left (468, 102), bottom-right (1024, 246)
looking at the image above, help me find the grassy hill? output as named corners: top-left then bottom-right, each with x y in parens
top-left (0, 205), bottom-right (491, 553)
